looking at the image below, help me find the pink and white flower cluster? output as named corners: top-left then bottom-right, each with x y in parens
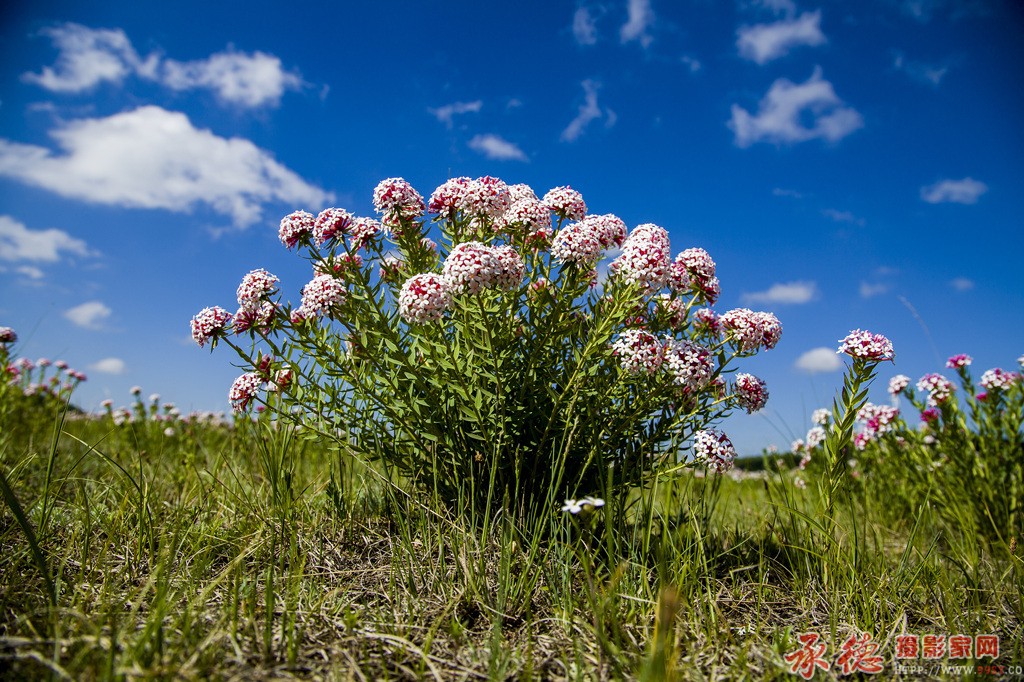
top-left (542, 186), bottom-right (587, 221)
top-left (888, 374), bottom-right (910, 396)
top-left (812, 408), bottom-right (831, 426)
top-left (720, 308), bottom-right (782, 353)
top-left (663, 339), bottom-right (715, 390)
top-left (945, 354), bottom-right (973, 369)
top-left (398, 273), bottom-right (453, 324)
top-left (692, 429), bottom-right (736, 472)
top-left (190, 306), bottom-right (232, 348)
top-left (857, 402), bottom-right (900, 437)
top-left (916, 373), bottom-right (954, 406)
top-left (0, 327), bottom-right (16, 345)
top-left (980, 368), bottom-right (1021, 391)
top-left (669, 248), bottom-right (721, 304)
top-left (612, 329), bottom-right (665, 375)
top-left (295, 274), bottom-right (347, 320)
top-left (610, 223), bottom-right (672, 289)
top-left (279, 210), bottom-right (315, 249)
top-left (733, 373), bottom-right (769, 413)
top-left (313, 208), bottom-right (352, 245)
top-left (229, 372), bottom-right (262, 413)
top-left (374, 177), bottom-right (425, 230)
top-left (442, 241), bottom-right (524, 295)
top-left (837, 330), bottom-right (895, 362)
top-left (234, 269), bottom-right (280, 333)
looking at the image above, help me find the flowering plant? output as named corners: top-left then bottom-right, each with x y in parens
top-left (191, 177), bottom-right (781, 522)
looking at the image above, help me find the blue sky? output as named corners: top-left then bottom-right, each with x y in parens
top-left (1, 0), bottom-right (1022, 454)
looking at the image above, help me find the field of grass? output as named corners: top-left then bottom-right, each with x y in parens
top-left (1, 390), bottom-right (1020, 680)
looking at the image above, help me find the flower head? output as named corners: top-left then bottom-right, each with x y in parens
top-left (734, 373), bottom-right (769, 413)
top-left (837, 329), bottom-right (895, 362)
top-left (888, 374), bottom-right (910, 396)
top-left (443, 241), bottom-right (499, 296)
top-left (458, 176), bottom-right (511, 219)
top-left (561, 496), bottom-right (605, 515)
top-left (428, 177), bottom-right (471, 219)
top-left (692, 429), bottom-right (736, 472)
top-left (806, 425), bottom-right (826, 449)
top-left (612, 329), bottom-right (664, 375)
top-left (542, 186), bottom-right (587, 221)
top-left (373, 177), bottom-right (425, 219)
top-left (610, 223), bottom-right (672, 290)
top-left (299, 274), bottom-right (347, 318)
top-left (234, 301), bottom-right (277, 334)
top-left (495, 198), bottom-right (552, 238)
top-left (399, 273), bottom-right (453, 324)
top-left (314, 208), bottom-right (353, 245)
top-left (190, 306), bottom-right (232, 348)
top-left (662, 338), bottom-right (714, 390)
top-left (945, 354), bottom-right (973, 369)
top-left (980, 368), bottom-right (1021, 391)
top-left (720, 308), bottom-right (782, 353)
top-left (279, 210), bottom-right (315, 249)
top-left (811, 408), bottom-right (831, 426)
top-left (348, 217), bottom-right (385, 250)
top-left (0, 327), bottom-right (16, 345)
top-left (551, 222), bottom-right (603, 264)
top-left (229, 373), bottom-right (262, 413)
top-left (236, 269), bottom-right (279, 308)
top-left (916, 373), bottom-right (953, 406)
top-left (492, 245), bottom-right (525, 291)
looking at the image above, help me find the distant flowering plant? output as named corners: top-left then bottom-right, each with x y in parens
top-left (190, 176), bottom-right (784, 523)
top-left (837, 329), bottom-right (895, 363)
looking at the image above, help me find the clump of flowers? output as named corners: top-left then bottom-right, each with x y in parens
top-left (946, 354), bottom-right (972, 369)
top-left (916, 373), bottom-right (954, 406)
top-left (190, 176), bottom-right (785, 526)
top-left (888, 374), bottom-right (910, 396)
top-left (980, 367), bottom-right (1020, 392)
top-left (837, 329), bottom-right (895, 363)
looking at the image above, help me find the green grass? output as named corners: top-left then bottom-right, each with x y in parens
top-left (1, 400), bottom-right (1021, 680)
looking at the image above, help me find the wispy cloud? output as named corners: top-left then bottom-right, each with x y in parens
top-left (620, 0), bottom-right (655, 47)
top-left (737, 11), bottom-right (826, 64)
top-left (561, 80), bottom-right (614, 142)
top-left (742, 280), bottom-right (818, 305)
top-left (680, 55), bottom-right (702, 72)
top-left (64, 301), bottom-right (112, 330)
top-left (0, 215), bottom-right (94, 262)
top-left (90, 357), bottom-right (126, 374)
top-left (822, 208), bottom-right (865, 226)
top-left (23, 23), bottom-right (303, 108)
top-left (949, 276), bottom-right (975, 291)
top-left (428, 100), bottom-right (483, 129)
top-left (573, 7), bottom-right (599, 45)
top-left (729, 67), bottom-right (863, 147)
top-left (772, 187), bottom-right (804, 198)
top-left (468, 134), bottom-right (528, 161)
top-left (795, 347), bottom-right (843, 373)
top-left (0, 106), bottom-right (333, 227)
top-left (920, 177), bottom-right (987, 204)
top-left (859, 281), bottom-right (890, 298)
top-left (893, 52), bottom-right (949, 86)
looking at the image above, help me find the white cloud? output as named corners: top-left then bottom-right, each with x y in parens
top-left (920, 177), bottom-right (987, 204)
top-left (680, 55), bottom-right (702, 72)
top-left (772, 187), bottom-right (804, 198)
top-left (822, 208), bottom-right (865, 226)
top-left (17, 265), bottom-right (46, 280)
top-left (22, 23), bottom-right (156, 92)
top-left (468, 134), bottom-right (528, 162)
top-left (90, 357), bottom-right (126, 374)
top-left (0, 106), bottom-right (333, 227)
top-left (742, 281), bottom-right (818, 305)
top-left (728, 67), bottom-right (863, 147)
top-left (620, 0), bottom-right (655, 47)
top-left (950, 276), bottom-right (975, 291)
top-left (65, 301), bottom-right (112, 330)
top-left (561, 80), bottom-right (613, 142)
top-left (0, 215), bottom-right (93, 262)
top-left (573, 7), bottom-right (599, 45)
top-left (859, 281), bottom-right (889, 298)
top-left (795, 347), bottom-right (843, 373)
top-left (23, 23), bottom-right (302, 108)
top-left (737, 11), bottom-right (827, 64)
top-left (893, 53), bottom-right (949, 86)
top-left (160, 50), bottom-right (304, 107)
top-left (428, 100), bottom-right (483, 129)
